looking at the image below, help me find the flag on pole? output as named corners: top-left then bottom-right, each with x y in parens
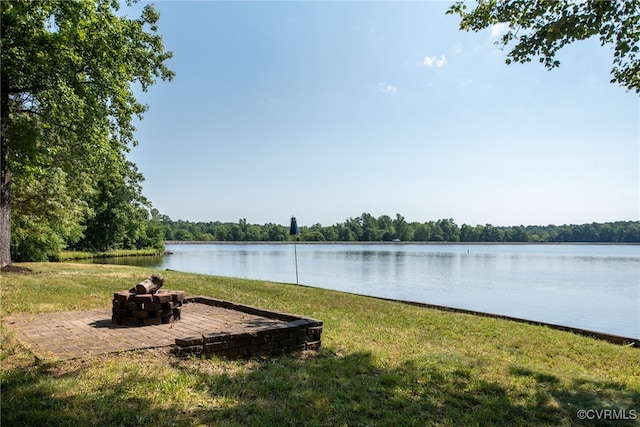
top-left (290, 216), bottom-right (299, 235)
top-left (290, 216), bottom-right (299, 285)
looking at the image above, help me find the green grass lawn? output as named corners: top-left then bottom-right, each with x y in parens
top-left (1, 263), bottom-right (638, 426)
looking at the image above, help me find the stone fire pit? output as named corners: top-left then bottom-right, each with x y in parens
top-left (6, 277), bottom-right (323, 360)
top-left (112, 274), bottom-right (185, 326)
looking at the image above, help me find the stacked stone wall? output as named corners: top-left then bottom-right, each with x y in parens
top-left (174, 296), bottom-right (323, 359)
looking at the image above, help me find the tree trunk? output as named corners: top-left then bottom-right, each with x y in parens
top-left (0, 137), bottom-right (9, 269)
top-left (0, 53), bottom-right (11, 268)
top-left (0, 144), bottom-right (10, 268)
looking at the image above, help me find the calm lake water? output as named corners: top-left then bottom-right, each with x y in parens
top-left (94, 243), bottom-right (640, 339)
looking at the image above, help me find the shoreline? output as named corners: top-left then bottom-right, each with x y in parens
top-left (278, 280), bottom-right (640, 346)
top-left (164, 240), bottom-right (640, 246)
top-left (73, 244), bottom-right (640, 344)
top-left (380, 295), bottom-right (639, 346)
top-left (5, 261), bottom-right (639, 345)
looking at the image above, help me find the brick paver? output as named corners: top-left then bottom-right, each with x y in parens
top-left (3, 301), bottom-right (289, 360)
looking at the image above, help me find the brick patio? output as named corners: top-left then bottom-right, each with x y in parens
top-left (3, 297), bottom-right (322, 361)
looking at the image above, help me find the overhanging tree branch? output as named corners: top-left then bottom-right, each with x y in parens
top-left (448, 0), bottom-right (640, 93)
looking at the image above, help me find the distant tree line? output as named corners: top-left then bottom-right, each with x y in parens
top-left (159, 213), bottom-right (640, 244)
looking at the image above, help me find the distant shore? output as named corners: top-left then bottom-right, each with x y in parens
top-left (164, 240), bottom-right (639, 245)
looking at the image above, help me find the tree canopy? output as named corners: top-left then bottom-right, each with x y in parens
top-left (447, 0), bottom-right (640, 93)
top-left (1, 0), bottom-right (173, 265)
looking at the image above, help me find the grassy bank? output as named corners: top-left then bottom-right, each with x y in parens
top-left (54, 248), bottom-right (164, 261)
top-left (1, 263), bottom-right (638, 426)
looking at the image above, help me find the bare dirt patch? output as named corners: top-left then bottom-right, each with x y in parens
top-left (1, 264), bottom-right (32, 274)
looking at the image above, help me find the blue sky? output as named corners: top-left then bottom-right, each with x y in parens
top-left (126, 1), bottom-right (639, 227)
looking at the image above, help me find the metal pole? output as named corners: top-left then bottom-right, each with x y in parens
top-left (290, 216), bottom-right (300, 285)
top-left (293, 235), bottom-right (299, 285)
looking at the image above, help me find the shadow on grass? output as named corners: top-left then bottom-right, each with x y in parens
top-left (1, 349), bottom-right (638, 426)
top-left (510, 367), bottom-right (639, 427)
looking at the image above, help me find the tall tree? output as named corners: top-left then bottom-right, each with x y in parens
top-left (377, 214), bottom-right (395, 241)
top-left (448, 0), bottom-right (640, 93)
top-left (437, 218), bottom-right (460, 242)
top-left (360, 213), bottom-right (381, 241)
top-left (393, 214), bottom-right (413, 242)
top-left (11, 159), bottom-right (91, 261)
top-left (0, 0), bottom-right (173, 267)
top-left (75, 156), bottom-right (158, 252)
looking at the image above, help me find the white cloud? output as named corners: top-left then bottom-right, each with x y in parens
top-left (423, 56), bottom-right (436, 67)
top-left (424, 54), bottom-right (447, 68)
top-left (490, 23), bottom-right (509, 38)
top-left (376, 82), bottom-right (397, 95)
